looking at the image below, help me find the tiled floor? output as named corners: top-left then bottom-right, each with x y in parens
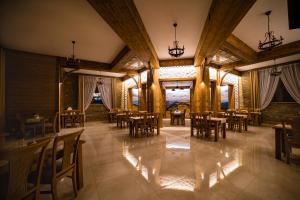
top-left (47, 120), bottom-right (300, 200)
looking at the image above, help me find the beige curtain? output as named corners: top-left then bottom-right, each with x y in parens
top-left (84, 76), bottom-right (97, 111)
top-left (250, 70), bottom-right (260, 110)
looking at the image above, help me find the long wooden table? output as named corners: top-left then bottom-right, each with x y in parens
top-left (0, 128), bottom-right (86, 190)
top-left (191, 117), bottom-right (227, 142)
top-left (272, 124), bottom-right (292, 160)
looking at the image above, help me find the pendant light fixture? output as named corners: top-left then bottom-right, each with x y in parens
top-left (168, 23), bottom-right (185, 58)
top-left (258, 10), bottom-right (283, 51)
top-left (66, 40), bottom-right (80, 67)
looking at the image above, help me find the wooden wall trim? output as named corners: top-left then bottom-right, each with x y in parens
top-left (0, 48), bottom-right (5, 132)
top-left (159, 58), bottom-right (194, 67)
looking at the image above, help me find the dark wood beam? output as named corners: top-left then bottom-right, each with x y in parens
top-left (194, 0), bottom-right (256, 66)
top-left (221, 34), bottom-right (257, 62)
top-left (88, 0), bottom-right (159, 68)
top-left (58, 57), bottom-right (111, 71)
top-left (220, 40), bottom-right (300, 71)
top-left (111, 46), bottom-right (130, 67)
top-left (111, 46), bottom-right (138, 72)
top-left (159, 58), bottom-right (194, 67)
top-left (257, 40), bottom-right (300, 62)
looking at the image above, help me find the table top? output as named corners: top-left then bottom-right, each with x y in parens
top-left (25, 117), bottom-right (45, 124)
top-left (272, 124), bottom-right (292, 130)
top-left (250, 111), bottom-right (261, 115)
top-left (192, 117), bottom-right (226, 123)
top-left (234, 114), bottom-right (248, 118)
top-left (210, 117), bottom-right (227, 123)
top-left (116, 113), bottom-right (126, 116)
top-left (130, 116), bottom-right (154, 120)
top-left (0, 128), bottom-right (85, 152)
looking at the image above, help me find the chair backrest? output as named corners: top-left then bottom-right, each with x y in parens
top-left (291, 116), bottom-right (300, 144)
top-left (52, 129), bottom-right (84, 178)
top-left (0, 138), bottom-right (50, 200)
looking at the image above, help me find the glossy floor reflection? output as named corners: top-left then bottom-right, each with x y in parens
top-left (44, 121), bottom-right (300, 200)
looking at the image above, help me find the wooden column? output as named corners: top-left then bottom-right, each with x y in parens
top-left (138, 75), bottom-right (146, 111)
top-left (211, 70), bottom-right (221, 112)
top-left (127, 88), bottom-right (133, 110)
top-left (228, 85), bottom-right (235, 109)
top-left (191, 66), bottom-right (202, 113)
top-left (202, 66), bottom-right (210, 112)
top-left (152, 68), bottom-right (163, 127)
top-left (0, 48), bottom-right (5, 132)
top-left (147, 70), bottom-right (153, 112)
top-left (112, 78), bottom-right (122, 109)
top-left (78, 75), bottom-right (84, 113)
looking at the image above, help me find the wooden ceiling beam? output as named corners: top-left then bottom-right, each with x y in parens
top-left (194, 0), bottom-right (256, 66)
top-left (58, 57), bottom-right (111, 71)
top-left (88, 0), bottom-right (159, 68)
top-left (111, 46), bottom-right (138, 72)
top-left (159, 58), bottom-right (194, 67)
top-left (220, 40), bottom-right (300, 71)
top-left (221, 34), bottom-right (257, 62)
top-left (257, 40), bottom-right (300, 62)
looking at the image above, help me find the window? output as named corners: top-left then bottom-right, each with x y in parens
top-left (132, 88), bottom-right (139, 106)
top-left (91, 87), bottom-right (103, 104)
top-left (220, 85), bottom-right (229, 110)
top-left (272, 79), bottom-right (295, 102)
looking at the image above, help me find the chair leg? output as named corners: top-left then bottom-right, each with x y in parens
top-left (72, 170), bottom-right (78, 197)
top-left (51, 182), bottom-right (58, 200)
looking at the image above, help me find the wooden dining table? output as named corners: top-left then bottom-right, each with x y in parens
top-left (170, 111), bottom-right (185, 125)
top-left (272, 123), bottom-right (292, 160)
top-left (128, 115), bottom-right (159, 136)
top-left (250, 111), bottom-right (262, 126)
top-left (233, 114), bottom-right (248, 132)
top-left (191, 117), bottom-right (227, 142)
top-left (24, 117), bottom-right (46, 136)
top-left (0, 128), bottom-right (86, 190)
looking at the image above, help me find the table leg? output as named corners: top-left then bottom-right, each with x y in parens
top-left (239, 118), bottom-right (242, 132)
top-left (76, 143), bottom-right (84, 190)
top-left (275, 129), bottom-right (281, 160)
top-left (244, 119), bottom-right (248, 131)
top-left (157, 119), bottom-right (160, 135)
top-left (222, 123), bottom-right (226, 138)
top-left (214, 122), bottom-right (219, 142)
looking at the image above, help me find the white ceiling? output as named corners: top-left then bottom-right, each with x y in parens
top-left (134, 0), bottom-right (212, 60)
top-left (0, 0), bottom-right (125, 63)
top-left (233, 0), bottom-right (300, 52)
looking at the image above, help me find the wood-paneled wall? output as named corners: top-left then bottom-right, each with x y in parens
top-left (5, 49), bottom-right (59, 129)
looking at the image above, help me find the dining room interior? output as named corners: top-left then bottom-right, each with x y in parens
top-left (1, 0), bottom-right (300, 199)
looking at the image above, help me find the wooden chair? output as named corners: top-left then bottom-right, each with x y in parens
top-left (39, 129), bottom-right (84, 199)
top-left (226, 110), bottom-right (239, 131)
top-left (1, 138), bottom-right (50, 200)
top-left (45, 112), bottom-right (59, 134)
top-left (283, 116), bottom-right (300, 164)
top-left (135, 113), bottom-right (149, 136)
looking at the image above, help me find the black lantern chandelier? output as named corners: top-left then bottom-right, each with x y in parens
top-left (168, 23), bottom-right (185, 58)
top-left (258, 10), bottom-right (283, 51)
top-left (66, 40), bottom-right (80, 67)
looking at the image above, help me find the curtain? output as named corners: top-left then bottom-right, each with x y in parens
top-left (97, 77), bottom-right (112, 110)
top-left (250, 70), bottom-right (260, 110)
top-left (259, 67), bottom-right (280, 110)
top-left (280, 63), bottom-right (300, 104)
top-left (84, 76), bottom-right (97, 111)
